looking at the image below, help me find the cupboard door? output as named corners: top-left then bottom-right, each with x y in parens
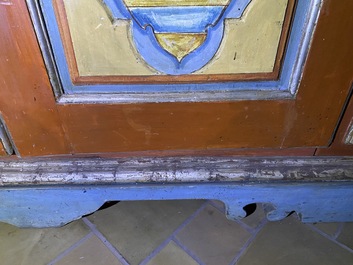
top-left (0, 0), bottom-right (352, 157)
top-left (316, 89), bottom-right (353, 156)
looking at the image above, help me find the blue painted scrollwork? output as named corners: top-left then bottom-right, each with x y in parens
top-left (102, 0), bottom-right (252, 74)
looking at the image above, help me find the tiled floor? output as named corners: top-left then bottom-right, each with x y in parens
top-left (1, 200), bottom-right (353, 265)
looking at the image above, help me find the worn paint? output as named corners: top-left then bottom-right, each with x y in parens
top-left (0, 157), bottom-right (353, 185)
top-left (1, 156), bottom-right (353, 227)
top-left (345, 124), bottom-right (353, 144)
top-left (4, 0), bottom-right (352, 159)
top-left (155, 33), bottom-right (207, 61)
top-left (1, 182), bottom-right (353, 228)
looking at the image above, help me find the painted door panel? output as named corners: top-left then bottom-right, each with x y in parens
top-left (0, 0), bottom-right (352, 157)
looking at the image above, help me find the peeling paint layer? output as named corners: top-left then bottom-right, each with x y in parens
top-left (0, 157), bottom-right (353, 186)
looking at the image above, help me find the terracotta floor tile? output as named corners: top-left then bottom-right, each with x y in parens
top-left (237, 217), bottom-right (353, 265)
top-left (337, 223), bottom-right (353, 250)
top-left (0, 220), bottom-right (89, 265)
top-left (147, 241), bottom-right (199, 265)
top-left (88, 200), bottom-right (204, 265)
top-left (56, 235), bottom-right (123, 265)
top-left (176, 205), bottom-right (251, 265)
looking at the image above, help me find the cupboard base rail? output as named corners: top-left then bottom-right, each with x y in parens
top-left (0, 156), bottom-right (353, 227)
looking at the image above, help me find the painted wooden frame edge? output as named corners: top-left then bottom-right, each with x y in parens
top-left (1, 156), bottom-right (353, 227)
top-left (0, 115), bottom-right (15, 156)
top-left (26, 0), bottom-right (322, 104)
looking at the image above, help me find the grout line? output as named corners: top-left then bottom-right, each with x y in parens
top-left (138, 238), bottom-right (170, 265)
top-left (208, 200), bottom-right (225, 213)
top-left (229, 217), bottom-right (268, 265)
top-left (139, 201), bottom-right (209, 265)
top-left (334, 223), bottom-right (345, 240)
top-left (171, 201), bottom-right (209, 236)
top-left (209, 201), bottom-right (257, 234)
top-left (172, 237), bottom-right (206, 265)
top-left (83, 218), bottom-right (130, 265)
top-left (232, 219), bottom-right (255, 234)
top-left (307, 224), bottom-right (353, 254)
top-left (47, 232), bottom-right (94, 265)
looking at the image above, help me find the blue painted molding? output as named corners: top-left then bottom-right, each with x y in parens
top-left (33, 0), bottom-right (322, 99)
top-left (131, 18), bottom-right (225, 74)
top-left (0, 156), bottom-right (353, 227)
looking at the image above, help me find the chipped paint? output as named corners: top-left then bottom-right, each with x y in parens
top-left (1, 157), bottom-right (353, 186)
top-left (1, 156), bottom-right (353, 227)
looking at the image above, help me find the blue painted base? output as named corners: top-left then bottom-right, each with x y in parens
top-left (2, 182), bottom-right (353, 228)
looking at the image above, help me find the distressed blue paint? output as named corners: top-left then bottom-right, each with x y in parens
top-left (38, 0), bottom-right (321, 95)
top-left (130, 6), bottom-right (224, 33)
top-left (39, 0), bottom-right (73, 94)
top-left (278, 0), bottom-right (321, 93)
top-left (1, 182), bottom-right (353, 228)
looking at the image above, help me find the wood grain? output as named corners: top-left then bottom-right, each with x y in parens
top-left (56, 0), bottom-right (353, 154)
top-left (0, 0), bottom-right (72, 156)
top-left (0, 144), bottom-right (7, 156)
top-left (281, 0), bottom-right (353, 148)
top-left (316, 87), bottom-right (353, 156)
top-left (0, 0), bottom-right (352, 157)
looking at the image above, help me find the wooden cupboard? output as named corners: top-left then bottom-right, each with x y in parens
top-left (0, 0), bottom-right (353, 227)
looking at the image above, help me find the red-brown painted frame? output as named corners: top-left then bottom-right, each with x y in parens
top-left (0, 0), bottom-right (352, 157)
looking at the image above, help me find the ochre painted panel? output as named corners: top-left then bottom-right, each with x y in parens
top-left (61, 0), bottom-right (289, 78)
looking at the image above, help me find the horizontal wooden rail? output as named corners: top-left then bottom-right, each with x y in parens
top-left (1, 156), bottom-right (353, 186)
top-left (1, 156), bottom-right (353, 227)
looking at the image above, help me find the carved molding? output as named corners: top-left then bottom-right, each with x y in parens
top-left (1, 156), bottom-right (353, 186)
top-left (1, 156), bottom-right (353, 227)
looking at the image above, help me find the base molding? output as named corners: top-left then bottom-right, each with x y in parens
top-left (1, 156), bottom-right (353, 227)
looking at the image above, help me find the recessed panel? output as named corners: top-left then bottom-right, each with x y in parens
top-left (34, 0), bottom-right (322, 101)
